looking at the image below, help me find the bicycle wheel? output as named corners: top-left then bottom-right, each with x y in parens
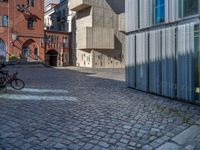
top-left (10, 78), bottom-right (25, 90)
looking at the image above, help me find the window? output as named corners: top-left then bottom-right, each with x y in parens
top-left (179, 0), bottom-right (199, 18)
top-left (63, 36), bottom-right (68, 48)
top-left (0, 16), bottom-right (8, 27)
top-left (153, 0), bottom-right (165, 24)
top-left (27, 0), bottom-right (35, 7)
top-left (27, 17), bottom-right (34, 29)
top-left (3, 16), bottom-right (8, 27)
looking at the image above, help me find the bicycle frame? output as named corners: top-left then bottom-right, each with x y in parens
top-left (0, 72), bottom-right (18, 88)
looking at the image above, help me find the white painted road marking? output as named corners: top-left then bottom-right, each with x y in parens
top-left (0, 88), bottom-right (78, 102)
top-left (0, 94), bottom-right (79, 102)
top-left (20, 88), bottom-right (69, 94)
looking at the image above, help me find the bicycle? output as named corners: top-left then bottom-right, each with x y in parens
top-left (0, 67), bottom-right (25, 90)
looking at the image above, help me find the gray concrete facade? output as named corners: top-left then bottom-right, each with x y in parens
top-left (70, 0), bottom-right (125, 68)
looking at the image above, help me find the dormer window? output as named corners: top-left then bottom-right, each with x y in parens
top-left (27, 17), bottom-right (34, 29)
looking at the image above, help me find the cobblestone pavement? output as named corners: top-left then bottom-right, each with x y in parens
top-left (0, 66), bottom-right (200, 150)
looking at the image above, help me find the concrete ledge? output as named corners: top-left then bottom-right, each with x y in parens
top-left (196, 120), bottom-right (200, 126)
top-left (172, 125), bottom-right (200, 145)
top-left (156, 142), bottom-right (181, 150)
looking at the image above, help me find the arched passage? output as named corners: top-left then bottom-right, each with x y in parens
top-left (46, 49), bottom-right (58, 66)
top-left (21, 39), bottom-right (37, 61)
top-left (0, 39), bottom-right (6, 63)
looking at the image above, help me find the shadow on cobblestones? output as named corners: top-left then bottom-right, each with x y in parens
top-left (0, 66), bottom-right (200, 149)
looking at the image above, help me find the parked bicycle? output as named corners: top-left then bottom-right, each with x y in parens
top-left (0, 64), bottom-right (25, 90)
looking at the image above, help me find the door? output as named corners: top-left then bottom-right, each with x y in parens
top-left (21, 46), bottom-right (30, 61)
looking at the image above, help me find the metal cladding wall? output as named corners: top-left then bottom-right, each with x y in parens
top-left (161, 27), bottom-right (176, 98)
top-left (125, 34), bottom-right (136, 88)
top-left (126, 22), bottom-right (200, 103)
top-left (177, 24), bottom-right (195, 101)
top-left (139, 0), bottom-right (151, 29)
top-left (165, 0), bottom-right (179, 22)
top-left (149, 30), bottom-right (162, 94)
top-left (125, 0), bottom-right (138, 32)
top-left (135, 32), bottom-right (149, 92)
top-left (125, 0), bottom-right (200, 104)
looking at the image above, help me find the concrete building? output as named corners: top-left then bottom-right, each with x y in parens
top-left (44, 0), bottom-right (73, 32)
top-left (125, 0), bottom-right (200, 104)
top-left (51, 0), bottom-right (70, 32)
top-left (0, 0), bottom-right (44, 63)
top-left (70, 0), bottom-right (125, 68)
top-left (44, 3), bottom-right (57, 30)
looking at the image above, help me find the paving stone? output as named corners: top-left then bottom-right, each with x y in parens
top-left (54, 143), bottom-right (66, 149)
top-left (83, 143), bottom-right (94, 149)
top-left (129, 142), bottom-right (136, 147)
top-left (123, 125), bottom-right (132, 130)
top-left (112, 133), bottom-right (122, 139)
top-left (98, 141), bottom-right (109, 148)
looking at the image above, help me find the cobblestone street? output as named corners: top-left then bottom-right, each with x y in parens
top-left (0, 65), bottom-right (200, 150)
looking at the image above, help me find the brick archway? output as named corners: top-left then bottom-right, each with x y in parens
top-left (46, 49), bottom-right (58, 66)
top-left (21, 39), bottom-right (38, 61)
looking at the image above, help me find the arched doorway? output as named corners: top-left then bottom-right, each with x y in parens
top-left (21, 39), bottom-right (37, 62)
top-left (0, 39), bottom-right (6, 63)
top-left (21, 46), bottom-right (30, 61)
top-left (46, 49), bottom-right (58, 66)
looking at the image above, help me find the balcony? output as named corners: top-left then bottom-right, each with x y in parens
top-left (76, 27), bottom-right (114, 50)
top-left (70, 0), bottom-right (91, 12)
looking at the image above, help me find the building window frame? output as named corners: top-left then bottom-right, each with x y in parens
top-left (28, 0), bottom-right (35, 7)
top-left (179, 0), bottom-right (199, 18)
top-left (0, 15), bottom-right (8, 27)
top-left (27, 17), bottom-right (34, 29)
top-left (153, 0), bottom-right (165, 24)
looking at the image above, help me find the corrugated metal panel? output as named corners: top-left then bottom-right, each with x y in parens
top-left (165, 0), bottom-right (179, 23)
top-left (125, 34), bottom-right (136, 88)
top-left (139, 0), bottom-right (150, 29)
top-left (149, 30), bottom-right (161, 94)
top-left (125, 0), bottom-right (138, 32)
top-left (177, 23), bottom-right (195, 101)
top-left (161, 27), bottom-right (176, 98)
top-left (136, 32), bottom-right (148, 91)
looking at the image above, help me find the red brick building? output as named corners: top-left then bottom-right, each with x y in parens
top-left (0, 0), bottom-right (44, 63)
top-left (44, 30), bottom-right (71, 66)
